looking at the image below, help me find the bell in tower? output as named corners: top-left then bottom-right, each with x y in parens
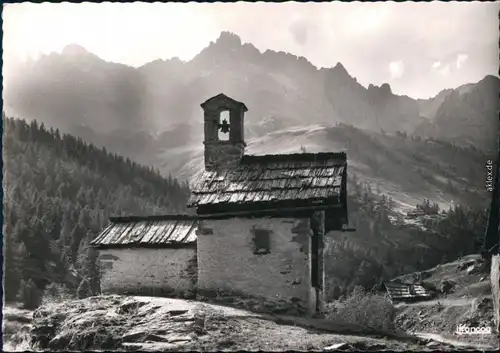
top-left (200, 93), bottom-right (248, 172)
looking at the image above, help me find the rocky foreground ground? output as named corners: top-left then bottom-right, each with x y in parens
top-left (2, 294), bottom-right (496, 352)
top-left (3, 254), bottom-right (499, 352)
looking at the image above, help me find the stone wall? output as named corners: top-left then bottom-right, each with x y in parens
top-left (196, 217), bottom-right (315, 315)
top-left (204, 141), bottom-right (245, 172)
top-left (98, 247), bottom-right (197, 297)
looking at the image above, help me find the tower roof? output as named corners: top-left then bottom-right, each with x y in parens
top-left (200, 93), bottom-right (248, 112)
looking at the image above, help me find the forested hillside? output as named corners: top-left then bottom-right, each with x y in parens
top-left (2, 116), bottom-right (191, 304)
top-left (325, 174), bottom-right (489, 299)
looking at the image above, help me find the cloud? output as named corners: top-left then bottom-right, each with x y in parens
top-left (439, 64), bottom-right (451, 76)
top-left (432, 53), bottom-right (467, 76)
top-left (289, 20), bottom-right (309, 46)
top-left (455, 53), bottom-right (468, 69)
top-left (389, 60), bottom-right (405, 79)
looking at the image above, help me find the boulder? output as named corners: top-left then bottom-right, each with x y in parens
top-left (323, 341), bottom-right (387, 351)
top-left (324, 342), bottom-right (349, 350)
top-left (440, 280), bottom-right (454, 294)
top-left (457, 260), bottom-right (475, 271)
top-left (30, 296), bottom-right (204, 351)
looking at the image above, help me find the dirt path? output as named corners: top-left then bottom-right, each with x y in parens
top-left (395, 295), bottom-right (491, 308)
top-left (395, 297), bottom-right (487, 308)
top-left (415, 332), bottom-right (497, 350)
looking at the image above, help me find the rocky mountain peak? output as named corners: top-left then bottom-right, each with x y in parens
top-left (61, 44), bottom-right (91, 56)
top-left (380, 83), bottom-right (392, 95)
top-left (333, 62), bottom-right (349, 75)
top-left (326, 62), bottom-right (356, 86)
top-left (214, 31), bottom-right (242, 48)
top-left (368, 83), bottom-right (393, 96)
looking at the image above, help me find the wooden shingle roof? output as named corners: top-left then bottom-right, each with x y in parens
top-left (90, 215), bottom-right (198, 249)
top-left (382, 282), bottom-right (432, 303)
top-left (188, 152), bottom-right (347, 212)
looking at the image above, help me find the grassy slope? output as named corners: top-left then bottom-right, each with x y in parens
top-left (159, 124), bottom-right (491, 212)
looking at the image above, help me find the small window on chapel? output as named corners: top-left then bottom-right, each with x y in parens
top-left (218, 110), bottom-right (230, 141)
top-left (252, 228), bottom-right (271, 255)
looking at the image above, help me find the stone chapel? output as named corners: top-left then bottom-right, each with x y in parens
top-left (91, 93), bottom-right (349, 316)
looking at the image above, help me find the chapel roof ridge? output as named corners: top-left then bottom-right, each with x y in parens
top-left (241, 151), bottom-right (347, 163)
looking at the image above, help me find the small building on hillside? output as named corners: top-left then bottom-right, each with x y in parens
top-left (92, 93), bottom-right (349, 316)
top-left (406, 209), bottom-right (425, 219)
top-left (91, 215), bottom-right (198, 297)
top-left (378, 281), bottom-right (432, 304)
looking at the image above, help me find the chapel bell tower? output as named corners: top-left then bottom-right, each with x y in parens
top-left (200, 93), bottom-right (247, 172)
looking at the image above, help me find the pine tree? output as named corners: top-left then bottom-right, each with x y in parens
top-left (76, 236), bottom-right (101, 295)
top-left (4, 228), bottom-right (25, 301)
top-left (77, 277), bottom-right (92, 299)
top-left (17, 278), bottom-right (42, 309)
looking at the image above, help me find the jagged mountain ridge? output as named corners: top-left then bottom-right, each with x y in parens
top-left (3, 31), bottom-right (498, 153)
top-left (414, 75), bottom-right (499, 150)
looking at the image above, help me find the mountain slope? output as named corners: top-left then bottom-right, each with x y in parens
top-left (159, 123), bottom-right (491, 212)
top-left (3, 44), bottom-right (151, 134)
top-left (3, 32), bottom-right (497, 152)
top-left (414, 75), bottom-right (500, 151)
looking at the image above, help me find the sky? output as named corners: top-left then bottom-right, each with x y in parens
top-left (2, 2), bottom-right (499, 98)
